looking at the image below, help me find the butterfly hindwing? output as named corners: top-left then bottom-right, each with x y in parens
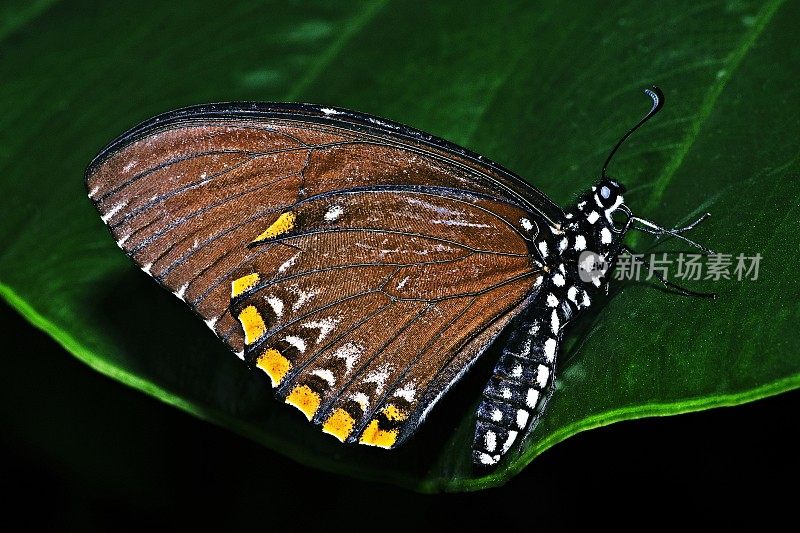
top-left (230, 187), bottom-right (542, 446)
top-left (236, 276), bottom-right (540, 448)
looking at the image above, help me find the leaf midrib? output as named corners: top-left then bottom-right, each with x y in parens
top-left (642, 0), bottom-right (785, 213)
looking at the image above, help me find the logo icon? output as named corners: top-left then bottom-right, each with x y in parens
top-left (578, 251), bottom-right (608, 283)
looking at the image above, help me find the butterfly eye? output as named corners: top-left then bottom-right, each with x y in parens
top-left (596, 178), bottom-right (625, 208)
top-left (597, 182), bottom-right (617, 208)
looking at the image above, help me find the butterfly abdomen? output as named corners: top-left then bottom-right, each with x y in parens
top-left (473, 290), bottom-right (574, 466)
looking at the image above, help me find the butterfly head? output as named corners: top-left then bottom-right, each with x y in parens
top-left (559, 86), bottom-right (714, 296)
top-left (564, 178), bottom-right (630, 288)
top-left (595, 177), bottom-right (626, 211)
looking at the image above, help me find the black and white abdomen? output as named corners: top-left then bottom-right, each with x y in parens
top-left (472, 288), bottom-right (574, 467)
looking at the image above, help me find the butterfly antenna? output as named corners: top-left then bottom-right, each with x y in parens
top-left (601, 86), bottom-right (665, 179)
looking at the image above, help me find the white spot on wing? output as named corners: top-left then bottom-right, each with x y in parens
top-left (175, 283), bottom-right (189, 302)
top-left (520, 218), bottom-right (534, 231)
top-left (324, 204), bottom-right (344, 222)
top-left (290, 286), bottom-right (318, 311)
top-left (552, 273), bottom-right (565, 287)
top-left (204, 317), bottom-right (218, 332)
top-left (394, 383), bottom-right (416, 402)
top-left (235, 350), bottom-right (244, 360)
top-left (334, 343), bottom-right (362, 373)
top-left (283, 335), bottom-right (306, 353)
top-left (587, 211), bottom-right (600, 224)
top-left (492, 408), bottom-right (503, 422)
top-left (396, 276), bottom-right (410, 290)
top-left (574, 235), bottom-right (587, 251)
top-left (350, 392), bottom-right (370, 409)
top-left (88, 185), bottom-right (100, 198)
top-left (141, 263), bottom-right (153, 275)
top-left (320, 107), bottom-right (341, 115)
top-left (266, 296), bottom-right (284, 317)
top-left (364, 366), bottom-right (391, 392)
top-left (101, 201), bottom-right (127, 223)
top-left (277, 253), bottom-right (299, 274)
top-left (311, 368), bottom-right (335, 386)
top-left (302, 316), bottom-right (340, 342)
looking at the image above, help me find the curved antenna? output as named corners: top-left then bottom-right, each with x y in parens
top-left (601, 86), bottom-right (665, 179)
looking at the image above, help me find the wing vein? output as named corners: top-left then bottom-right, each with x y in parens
top-left (314, 303), bottom-right (432, 421)
top-left (275, 302), bottom-right (396, 396)
top-left (349, 296), bottom-right (479, 439)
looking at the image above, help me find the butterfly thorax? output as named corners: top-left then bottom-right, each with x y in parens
top-left (554, 178), bottom-right (629, 295)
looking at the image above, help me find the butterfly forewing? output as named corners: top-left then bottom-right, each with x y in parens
top-left (86, 103), bottom-right (550, 447)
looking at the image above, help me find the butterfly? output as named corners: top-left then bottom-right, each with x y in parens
top-left (86, 86), bottom-right (712, 467)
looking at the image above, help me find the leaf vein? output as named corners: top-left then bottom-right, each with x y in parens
top-left (643, 0), bottom-right (786, 212)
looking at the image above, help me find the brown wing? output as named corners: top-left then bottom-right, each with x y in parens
top-left (86, 102), bottom-right (551, 446)
top-left (227, 187), bottom-right (543, 447)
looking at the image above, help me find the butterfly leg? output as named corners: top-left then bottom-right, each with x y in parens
top-left (472, 294), bottom-right (573, 467)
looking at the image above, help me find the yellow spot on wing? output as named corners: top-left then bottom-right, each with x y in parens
top-left (382, 404), bottom-right (407, 422)
top-left (322, 409), bottom-right (355, 442)
top-left (256, 348), bottom-right (291, 387)
top-left (285, 385), bottom-right (320, 420)
top-left (252, 211), bottom-right (296, 243)
top-left (359, 419), bottom-right (398, 448)
top-left (231, 273), bottom-right (260, 298)
top-left (238, 305), bottom-right (266, 345)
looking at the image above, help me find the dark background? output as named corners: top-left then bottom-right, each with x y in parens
top-left (2, 302), bottom-right (795, 530)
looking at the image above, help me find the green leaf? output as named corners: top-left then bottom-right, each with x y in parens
top-left (2, 0), bottom-right (798, 491)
